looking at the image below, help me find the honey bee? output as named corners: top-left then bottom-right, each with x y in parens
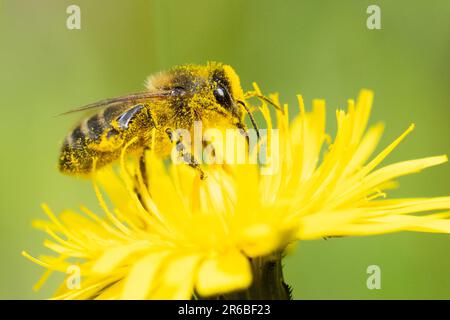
top-left (59, 62), bottom-right (277, 179)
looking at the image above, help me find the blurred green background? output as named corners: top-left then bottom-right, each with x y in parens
top-left (0, 0), bottom-right (449, 299)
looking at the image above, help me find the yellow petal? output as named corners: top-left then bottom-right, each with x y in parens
top-left (371, 214), bottom-right (450, 233)
top-left (92, 242), bottom-right (150, 274)
top-left (237, 223), bottom-right (282, 257)
top-left (297, 209), bottom-right (364, 239)
top-left (121, 251), bottom-right (169, 299)
top-left (149, 254), bottom-right (201, 300)
top-left (343, 123), bottom-right (384, 177)
top-left (196, 250), bottom-right (252, 297)
top-left (330, 156), bottom-right (448, 208)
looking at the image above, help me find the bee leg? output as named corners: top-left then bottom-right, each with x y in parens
top-left (131, 148), bottom-right (151, 211)
top-left (139, 147), bottom-right (150, 188)
top-left (202, 139), bottom-right (217, 162)
top-left (236, 121), bottom-right (264, 166)
top-left (236, 122), bottom-right (251, 146)
top-left (136, 108), bottom-right (156, 191)
top-left (165, 128), bottom-right (207, 180)
top-left (183, 151), bottom-right (207, 180)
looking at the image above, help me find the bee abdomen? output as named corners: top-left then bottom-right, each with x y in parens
top-left (86, 114), bottom-right (105, 141)
top-left (59, 104), bottom-right (148, 175)
top-left (59, 113), bottom-right (112, 174)
top-left (59, 139), bottom-right (95, 175)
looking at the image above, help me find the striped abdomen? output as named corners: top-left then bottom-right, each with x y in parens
top-left (59, 104), bottom-right (147, 175)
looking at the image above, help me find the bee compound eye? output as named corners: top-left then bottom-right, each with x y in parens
top-left (213, 86), bottom-right (231, 107)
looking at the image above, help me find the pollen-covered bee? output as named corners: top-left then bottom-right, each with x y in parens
top-left (59, 62), bottom-right (275, 178)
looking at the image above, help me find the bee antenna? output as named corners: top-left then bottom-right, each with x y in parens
top-left (237, 100), bottom-right (260, 140)
top-left (245, 92), bottom-right (284, 113)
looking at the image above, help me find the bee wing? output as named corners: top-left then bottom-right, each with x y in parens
top-left (58, 90), bottom-right (176, 116)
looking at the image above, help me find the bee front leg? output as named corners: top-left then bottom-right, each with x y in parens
top-left (165, 128), bottom-right (207, 180)
top-left (236, 121), bottom-right (251, 146)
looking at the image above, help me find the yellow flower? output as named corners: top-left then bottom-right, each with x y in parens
top-left (24, 88), bottom-right (450, 300)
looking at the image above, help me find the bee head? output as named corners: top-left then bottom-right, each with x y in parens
top-left (208, 63), bottom-right (246, 122)
top-left (207, 63), bottom-right (260, 138)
